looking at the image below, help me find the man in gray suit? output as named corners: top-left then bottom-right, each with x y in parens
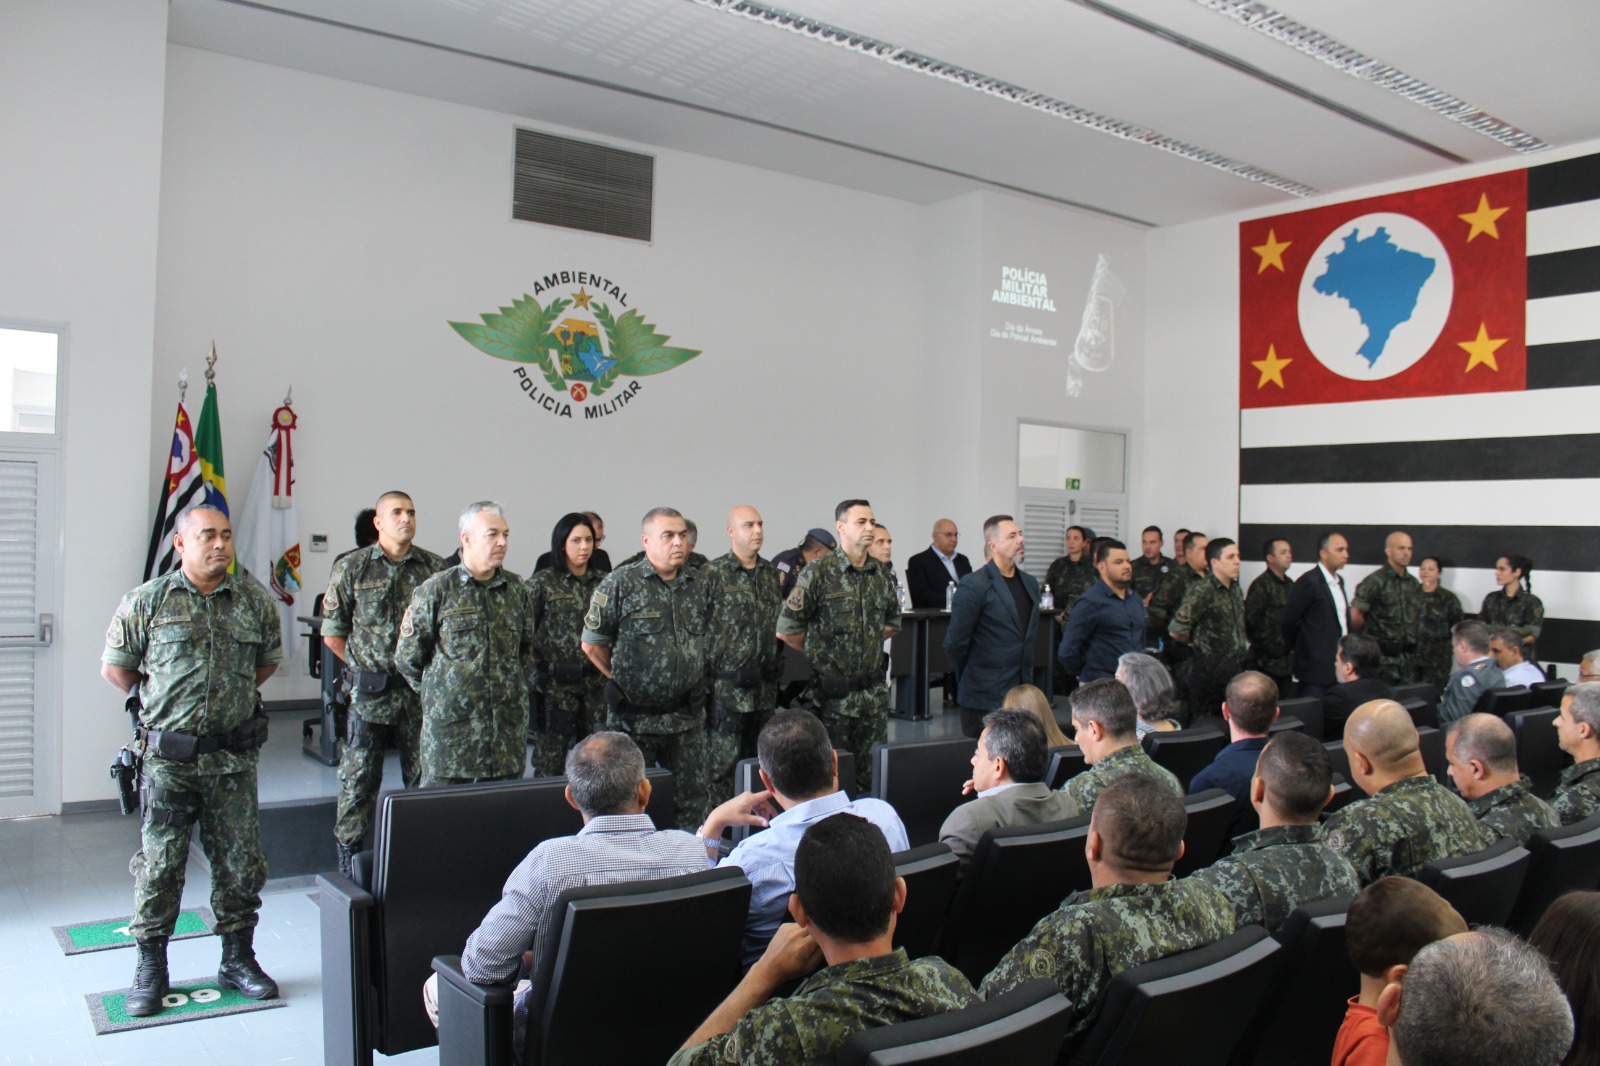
top-left (944, 515), bottom-right (1041, 738)
top-left (938, 708), bottom-right (1080, 869)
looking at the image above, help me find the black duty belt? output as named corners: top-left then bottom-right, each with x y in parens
top-left (350, 668), bottom-right (404, 694)
top-left (606, 680), bottom-right (696, 719)
top-left (815, 672), bottom-right (883, 698)
top-left (537, 660), bottom-right (600, 684)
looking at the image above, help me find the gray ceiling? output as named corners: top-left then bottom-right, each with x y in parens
top-left (167, 0), bottom-right (1600, 226)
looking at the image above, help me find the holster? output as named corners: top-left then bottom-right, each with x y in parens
top-left (540, 698), bottom-right (577, 735)
top-left (109, 747), bottom-right (141, 816)
top-left (141, 713), bottom-right (269, 761)
top-left (346, 714), bottom-right (392, 751)
top-left (709, 700), bottom-right (744, 735)
top-left (140, 780), bottom-right (202, 828)
top-left (713, 666), bottom-right (761, 687)
top-left (816, 672), bottom-right (879, 699)
top-left (352, 669), bottom-right (399, 695)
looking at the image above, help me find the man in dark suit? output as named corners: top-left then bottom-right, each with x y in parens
top-left (906, 517), bottom-right (972, 609)
top-left (1322, 633), bottom-right (1398, 736)
top-left (944, 515), bottom-right (1039, 737)
top-left (1281, 531), bottom-right (1351, 701)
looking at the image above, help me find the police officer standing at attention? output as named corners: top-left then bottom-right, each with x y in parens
top-left (525, 512), bottom-right (607, 777)
top-left (101, 505), bottom-right (282, 1017)
top-left (771, 527), bottom-right (835, 601)
top-left (322, 490), bottom-right (443, 876)
top-left (1351, 531), bottom-right (1423, 685)
top-left (777, 499), bottom-right (901, 796)
top-left (1130, 525), bottom-right (1173, 646)
top-left (1245, 537), bottom-right (1295, 696)
top-left (394, 501), bottom-right (536, 786)
top-left (582, 507), bottom-right (712, 828)
top-left (702, 505), bottom-right (785, 804)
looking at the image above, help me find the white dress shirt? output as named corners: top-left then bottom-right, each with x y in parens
top-left (1320, 563), bottom-right (1350, 637)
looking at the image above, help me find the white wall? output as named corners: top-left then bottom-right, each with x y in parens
top-left (0, 0), bottom-right (167, 807)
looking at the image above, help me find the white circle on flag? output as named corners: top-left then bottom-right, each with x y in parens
top-left (1297, 212), bottom-right (1453, 381)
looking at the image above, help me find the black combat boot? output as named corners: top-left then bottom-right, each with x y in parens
top-left (216, 928), bottom-right (279, 999)
top-left (125, 935), bottom-right (170, 1017)
top-left (335, 839), bottom-right (357, 879)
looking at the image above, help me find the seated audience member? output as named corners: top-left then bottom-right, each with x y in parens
top-left (1378, 929), bottom-right (1573, 1066)
top-left (424, 733), bottom-right (706, 1036)
top-left (1445, 713), bottom-right (1558, 844)
top-left (981, 776), bottom-right (1236, 1043)
top-left (1554, 682), bottom-right (1600, 824)
top-left (1002, 683), bottom-right (1070, 747)
top-left (1192, 731), bottom-right (1359, 933)
top-left (1528, 890), bottom-right (1600, 1066)
top-left (1490, 627), bottom-right (1546, 689)
top-left (699, 709), bottom-right (909, 965)
top-left (938, 709), bottom-right (1081, 869)
top-left (1060, 678), bottom-right (1182, 811)
top-left (1323, 634), bottom-right (1398, 735)
top-left (670, 814), bottom-right (979, 1066)
top-left (1117, 651), bottom-right (1184, 736)
top-left (1438, 621), bottom-right (1506, 725)
top-left (1323, 700), bottom-right (1488, 884)
top-left (1189, 670), bottom-right (1280, 839)
top-left (1333, 878), bottom-right (1468, 1066)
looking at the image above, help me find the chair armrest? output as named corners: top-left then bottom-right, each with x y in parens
top-left (433, 955), bottom-right (516, 1066)
top-left (317, 873), bottom-right (377, 1066)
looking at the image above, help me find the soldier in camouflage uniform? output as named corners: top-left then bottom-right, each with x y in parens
top-left (1554, 683), bottom-right (1600, 825)
top-left (581, 507), bottom-right (712, 829)
top-left (1168, 538), bottom-right (1247, 675)
top-left (1480, 553), bottom-right (1545, 664)
top-left (1414, 556), bottom-right (1464, 693)
top-left (616, 516), bottom-right (710, 571)
top-left (1444, 713), bottom-right (1558, 845)
top-left (982, 776), bottom-right (1237, 1041)
top-left (1130, 525), bottom-right (1174, 646)
top-left (702, 506), bottom-right (785, 806)
top-left (1191, 732), bottom-right (1361, 934)
top-left (525, 513), bottom-right (607, 777)
top-left (1061, 678), bottom-right (1183, 811)
top-left (1148, 532), bottom-right (1208, 663)
top-left (1244, 537), bottom-right (1294, 694)
top-left (321, 491), bottom-right (444, 873)
top-left (1350, 532), bottom-right (1423, 685)
top-left (777, 500), bottom-right (900, 797)
top-left (670, 814), bottom-right (978, 1066)
top-left (1045, 524), bottom-right (1097, 621)
top-left (1324, 700), bottom-right (1488, 884)
top-left (394, 501), bottom-right (536, 786)
top-left (100, 506), bottom-right (282, 1016)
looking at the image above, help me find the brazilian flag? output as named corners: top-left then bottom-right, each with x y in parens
top-left (193, 378), bottom-right (233, 571)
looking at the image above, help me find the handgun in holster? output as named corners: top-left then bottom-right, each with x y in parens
top-left (108, 691), bottom-right (144, 816)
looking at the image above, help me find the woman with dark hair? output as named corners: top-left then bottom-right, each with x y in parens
top-left (1481, 553), bottom-right (1544, 666)
top-left (1415, 556), bottom-right (1463, 692)
top-left (1528, 890), bottom-right (1600, 1066)
top-left (524, 512), bottom-right (605, 775)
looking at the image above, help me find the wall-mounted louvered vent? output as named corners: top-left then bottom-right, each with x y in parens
top-left (513, 128), bottom-right (654, 242)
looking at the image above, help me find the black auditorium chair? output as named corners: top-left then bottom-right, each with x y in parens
top-left (940, 816), bottom-right (1093, 985)
top-left (1046, 745), bottom-right (1089, 790)
top-left (1276, 696), bottom-right (1324, 741)
top-left (1416, 838), bottom-right (1532, 928)
top-left (730, 751), bottom-right (857, 844)
top-left (1506, 707), bottom-right (1564, 797)
top-left (1234, 897), bottom-right (1355, 1066)
top-left (1531, 679), bottom-right (1570, 709)
top-left (1508, 813), bottom-right (1600, 937)
top-left (432, 867), bottom-right (750, 1066)
top-left (1267, 716), bottom-right (1306, 737)
top-left (1473, 685), bottom-right (1535, 718)
top-left (1326, 773), bottom-right (1359, 814)
top-left (1068, 926), bottom-right (1283, 1066)
top-left (837, 980), bottom-right (1073, 1066)
top-left (1398, 697), bottom-right (1435, 730)
top-left (1391, 682), bottom-right (1437, 722)
top-left (1173, 788), bottom-right (1235, 878)
top-left (890, 844), bottom-right (961, 960)
top-left (874, 737), bottom-right (979, 847)
top-left (317, 770), bottom-right (675, 1066)
top-left (1143, 729), bottom-right (1228, 791)
top-left (1415, 726), bottom-right (1446, 785)
top-left (1323, 742), bottom-right (1355, 796)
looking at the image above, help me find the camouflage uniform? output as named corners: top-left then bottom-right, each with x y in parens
top-left (101, 570), bottom-right (283, 939)
top-left (1470, 777), bottom-right (1559, 845)
top-left (1553, 759), bottom-right (1600, 825)
top-left (1046, 553), bottom-right (1097, 619)
top-left (581, 558), bottom-right (712, 828)
top-left (1351, 566), bottom-right (1423, 685)
top-left (1148, 566), bottom-right (1205, 653)
top-left (776, 548), bottom-right (900, 796)
top-left (702, 551), bottom-right (785, 805)
top-left (1414, 586), bottom-right (1464, 693)
top-left (1323, 775), bottom-right (1489, 885)
top-left (619, 549), bottom-right (710, 571)
top-left (1169, 574), bottom-right (1247, 669)
top-left (321, 544), bottom-right (444, 847)
top-left (980, 879), bottom-right (1237, 1041)
top-left (1191, 823), bottom-right (1361, 934)
top-left (667, 948), bottom-right (978, 1066)
top-left (393, 565), bottom-right (536, 785)
top-left (1479, 589), bottom-right (1545, 664)
top-left (526, 565), bottom-right (607, 776)
top-left (1063, 742), bottom-right (1183, 813)
top-left (1244, 569), bottom-right (1293, 690)
top-left (1132, 554), bottom-right (1175, 646)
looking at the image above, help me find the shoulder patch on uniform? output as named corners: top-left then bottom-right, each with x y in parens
top-left (323, 585), bottom-right (338, 613)
top-left (591, 591), bottom-right (608, 609)
top-left (1160, 564), bottom-right (1169, 573)
top-left (399, 607), bottom-right (414, 638)
top-left (1461, 674), bottom-right (1476, 688)
top-left (105, 620), bottom-right (125, 649)
top-left (1326, 829), bottom-right (1346, 851)
top-left (785, 585), bottom-right (805, 612)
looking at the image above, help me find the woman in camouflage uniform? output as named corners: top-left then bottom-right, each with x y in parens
top-left (1415, 556), bottom-right (1464, 693)
top-left (525, 513), bottom-right (608, 776)
top-left (1480, 553), bottom-right (1545, 667)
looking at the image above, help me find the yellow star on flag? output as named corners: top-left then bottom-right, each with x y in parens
top-left (1458, 323), bottom-right (1507, 372)
top-left (1252, 230), bottom-right (1292, 274)
top-left (1252, 344), bottom-right (1292, 388)
top-left (1458, 193), bottom-right (1509, 242)
top-left (572, 287), bottom-right (593, 309)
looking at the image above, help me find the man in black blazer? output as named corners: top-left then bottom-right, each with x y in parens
top-left (1280, 531), bottom-right (1352, 701)
top-left (944, 516), bottom-right (1040, 737)
top-left (1322, 633), bottom-right (1398, 737)
top-left (906, 518), bottom-right (972, 609)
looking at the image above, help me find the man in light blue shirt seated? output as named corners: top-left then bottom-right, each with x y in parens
top-left (697, 709), bottom-right (910, 965)
top-left (1490, 628), bottom-right (1545, 689)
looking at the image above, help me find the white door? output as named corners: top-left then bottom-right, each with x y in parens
top-left (0, 450), bottom-right (60, 817)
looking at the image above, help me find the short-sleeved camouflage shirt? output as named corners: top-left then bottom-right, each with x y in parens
top-left (1470, 777), bottom-right (1559, 844)
top-left (1191, 823), bottom-right (1361, 934)
top-left (526, 564), bottom-right (605, 671)
top-left (703, 552), bottom-right (784, 715)
top-left (776, 548), bottom-right (900, 680)
top-left (1323, 774), bottom-right (1489, 884)
top-left (1351, 566), bottom-right (1422, 651)
top-left (580, 558), bottom-right (710, 710)
top-left (321, 544), bottom-right (444, 723)
top-left (102, 569), bottom-right (283, 775)
top-left (1063, 742), bottom-right (1183, 813)
top-left (1553, 758), bottom-right (1600, 826)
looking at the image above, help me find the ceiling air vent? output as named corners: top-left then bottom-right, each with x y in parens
top-left (513, 128), bottom-right (654, 242)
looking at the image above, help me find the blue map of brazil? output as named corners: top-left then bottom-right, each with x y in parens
top-left (1312, 226), bottom-right (1436, 365)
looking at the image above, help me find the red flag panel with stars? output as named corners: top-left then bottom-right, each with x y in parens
top-left (1240, 168), bottom-right (1526, 408)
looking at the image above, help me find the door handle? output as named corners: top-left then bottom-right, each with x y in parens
top-left (38, 613), bottom-right (52, 646)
